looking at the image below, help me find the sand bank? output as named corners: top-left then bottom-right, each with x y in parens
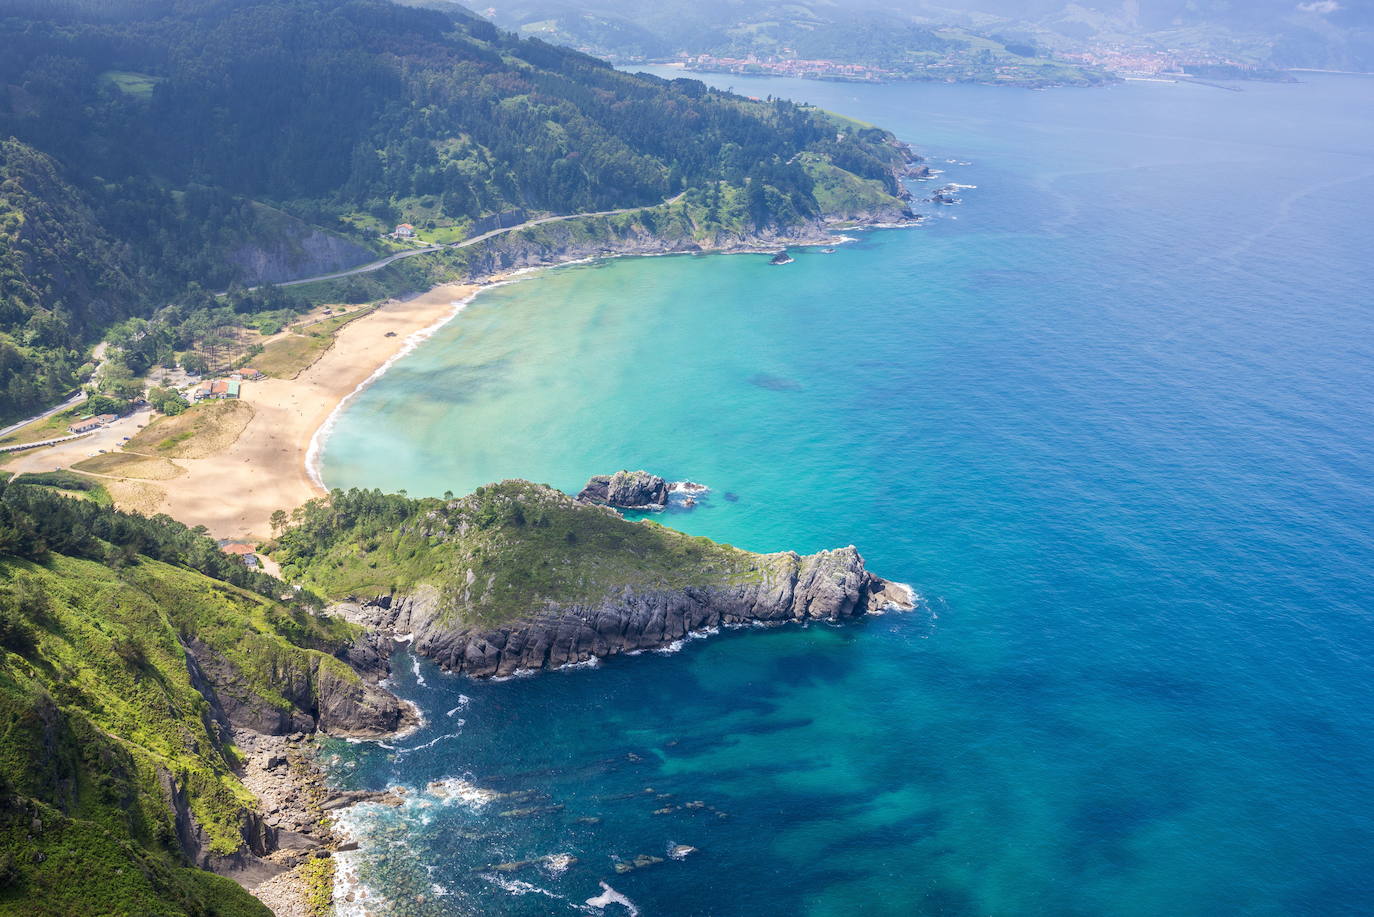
top-left (157, 281), bottom-right (480, 541)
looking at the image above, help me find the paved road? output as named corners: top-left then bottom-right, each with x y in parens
top-left (0, 391), bottom-right (86, 439)
top-left (0, 341), bottom-right (108, 438)
top-left (273, 245), bottom-right (445, 289)
top-left (13, 198), bottom-right (686, 434)
top-left (266, 194), bottom-right (685, 292)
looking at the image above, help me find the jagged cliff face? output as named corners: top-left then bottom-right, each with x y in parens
top-left (279, 481), bottom-right (912, 679)
top-left (0, 551), bottom-right (413, 913)
top-left (335, 547), bottom-right (912, 678)
top-left (227, 211), bottom-right (376, 286)
top-left (183, 636), bottom-right (410, 739)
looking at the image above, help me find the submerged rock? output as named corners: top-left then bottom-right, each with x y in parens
top-left (614, 853), bottom-right (666, 874)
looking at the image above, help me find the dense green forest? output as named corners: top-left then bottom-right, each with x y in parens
top-left (0, 477), bottom-right (392, 915)
top-left (0, 0), bottom-right (915, 424)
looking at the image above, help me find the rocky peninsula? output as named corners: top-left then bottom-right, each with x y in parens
top-left (274, 480), bottom-right (914, 680)
top-left (336, 543), bottom-right (911, 678)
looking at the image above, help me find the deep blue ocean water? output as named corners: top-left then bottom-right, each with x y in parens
top-left (320, 72), bottom-right (1374, 916)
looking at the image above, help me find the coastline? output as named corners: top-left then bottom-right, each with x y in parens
top-left (180, 217), bottom-right (915, 916)
top-left (158, 281), bottom-right (485, 542)
top-left (154, 218), bottom-right (915, 542)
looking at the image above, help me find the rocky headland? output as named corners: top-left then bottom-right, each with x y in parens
top-left (335, 545), bottom-right (913, 678)
top-left (576, 470), bottom-right (709, 511)
top-left (273, 480), bottom-right (915, 681)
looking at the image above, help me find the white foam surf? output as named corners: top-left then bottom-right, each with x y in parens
top-left (585, 881), bottom-right (640, 915)
top-left (869, 581), bottom-right (920, 615)
top-left (425, 776), bottom-right (500, 808)
top-left (483, 874), bottom-right (565, 900)
top-left (396, 725), bottom-right (463, 755)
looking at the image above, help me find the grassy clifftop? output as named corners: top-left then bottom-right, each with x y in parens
top-left (0, 483), bottom-right (387, 915)
top-left (273, 481), bottom-right (781, 627)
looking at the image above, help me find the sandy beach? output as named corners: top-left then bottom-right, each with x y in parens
top-left (3, 282), bottom-right (479, 542)
top-left (163, 281), bottom-right (482, 541)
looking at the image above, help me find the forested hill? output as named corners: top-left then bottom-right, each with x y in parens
top-left (0, 0), bottom-right (915, 423)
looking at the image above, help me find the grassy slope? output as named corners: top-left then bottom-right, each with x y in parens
top-left (275, 481), bottom-right (781, 627)
top-left (0, 550), bottom-right (364, 915)
top-left (123, 401), bottom-right (254, 459)
top-left (71, 453), bottom-right (185, 480)
top-left (255, 306), bottom-right (377, 380)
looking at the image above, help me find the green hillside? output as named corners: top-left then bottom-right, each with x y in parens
top-left (0, 0), bottom-right (916, 423)
top-left (0, 477), bottom-right (395, 915)
top-left (273, 480), bottom-right (771, 625)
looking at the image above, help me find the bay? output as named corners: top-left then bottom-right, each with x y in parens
top-left (321, 72), bottom-right (1374, 917)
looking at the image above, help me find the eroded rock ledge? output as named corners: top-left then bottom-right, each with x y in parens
top-left (334, 546), bottom-right (914, 679)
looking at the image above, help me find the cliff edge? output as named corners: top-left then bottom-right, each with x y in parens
top-left (274, 481), bottom-right (914, 678)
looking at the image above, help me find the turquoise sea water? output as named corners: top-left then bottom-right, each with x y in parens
top-left (320, 73), bottom-right (1374, 916)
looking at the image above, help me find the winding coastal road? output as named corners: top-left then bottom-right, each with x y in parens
top-left (8, 199), bottom-right (682, 436)
top-left (0, 342), bottom-right (109, 439)
top-left (269, 194), bottom-right (685, 291)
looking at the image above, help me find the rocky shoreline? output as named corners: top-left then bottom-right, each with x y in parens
top-left (244, 544), bottom-right (912, 910)
top-left (237, 170), bottom-right (924, 912)
top-left (166, 629), bottom-right (420, 916)
top-left (332, 546), bottom-right (914, 679)
top-left (450, 144), bottom-right (924, 282)
top-left (456, 208), bottom-right (922, 284)
top-left (238, 538), bottom-right (914, 912)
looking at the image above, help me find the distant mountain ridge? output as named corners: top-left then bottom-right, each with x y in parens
top-left (460, 0), bottom-right (1374, 73)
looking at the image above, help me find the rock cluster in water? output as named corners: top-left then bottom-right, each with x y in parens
top-left (576, 470), bottom-right (708, 511)
top-left (577, 470), bottom-right (671, 509)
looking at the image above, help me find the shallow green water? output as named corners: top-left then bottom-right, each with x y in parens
top-left (321, 73), bottom-right (1374, 916)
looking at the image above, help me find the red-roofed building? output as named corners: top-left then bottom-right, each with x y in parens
top-left (221, 542), bottom-right (260, 568)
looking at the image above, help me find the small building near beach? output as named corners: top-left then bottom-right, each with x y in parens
top-left (69, 417), bottom-right (102, 434)
top-left (220, 541), bottom-right (260, 569)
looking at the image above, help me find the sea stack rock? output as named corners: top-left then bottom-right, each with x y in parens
top-left (770, 251), bottom-right (794, 265)
top-left (577, 470), bottom-right (670, 510)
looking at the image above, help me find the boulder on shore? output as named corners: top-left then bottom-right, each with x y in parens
top-left (577, 470), bottom-right (670, 510)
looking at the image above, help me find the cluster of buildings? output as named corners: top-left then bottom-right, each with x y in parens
top-left (68, 413), bottom-right (120, 435)
top-left (1063, 44), bottom-right (1260, 78)
top-left (192, 367), bottom-right (262, 402)
top-left (685, 55), bottom-right (894, 82)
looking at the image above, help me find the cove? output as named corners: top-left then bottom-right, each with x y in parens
top-left (320, 73), bottom-right (1374, 916)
